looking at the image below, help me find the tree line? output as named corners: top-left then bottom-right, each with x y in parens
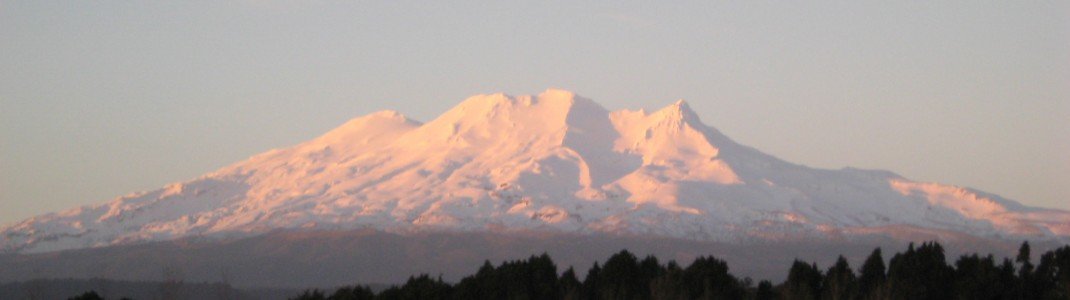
top-left (288, 241), bottom-right (1070, 300)
top-left (65, 241), bottom-right (1070, 299)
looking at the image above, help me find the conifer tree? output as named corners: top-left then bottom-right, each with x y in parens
top-left (784, 260), bottom-right (823, 300)
top-left (857, 248), bottom-right (886, 299)
top-left (583, 262), bottom-right (603, 300)
top-left (530, 253), bottom-right (562, 299)
top-left (67, 291), bottom-right (104, 300)
top-left (886, 242), bottom-right (954, 300)
top-left (328, 285), bottom-right (375, 300)
top-left (650, 260), bottom-right (687, 300)
top-left (1034, 246), bottom-right (1070, 299)
top-left (1016, 241), bottom-right (1039, 299)
top-left (954, 254), bottom-right (1018, 299)
top-left (639, 255), bottom-right (664, 287)
top-left (683, 255), bottom-right (744, 299)
top-left (291, 289), bottom-right (327, 300)
top-left (821, 256), bottom-right (856, 300)
top-left (376, 274), bottom-right (452, 300)
top-left (560, 267), bottom-right (583, 300)
top-left (597, 250), bottom-right (645, 299)
top-left (755, 280), bottom-right (777, 300)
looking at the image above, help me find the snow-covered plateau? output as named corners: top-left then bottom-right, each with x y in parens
top-left (3, 89), bottom-right (1068, 253)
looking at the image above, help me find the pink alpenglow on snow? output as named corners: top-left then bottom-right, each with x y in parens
top-left (2, 89), bottom-right (1068, 253)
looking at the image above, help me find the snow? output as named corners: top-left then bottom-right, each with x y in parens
top-left (2, 89), bottom-right (1068, 253)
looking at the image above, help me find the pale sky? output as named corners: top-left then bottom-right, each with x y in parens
top-left (1, 1), bottom-right (1067, 225)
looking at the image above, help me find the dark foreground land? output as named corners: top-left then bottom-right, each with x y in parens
top-left (0, 279), bottom-right (297, 300)
top-left (53, 241), bottom-right (1070, 300)
top-left (0, 229), bottom-right (1046, 288)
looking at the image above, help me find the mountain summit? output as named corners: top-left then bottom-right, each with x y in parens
top-left (3, 89), bottom-right (1068, 253)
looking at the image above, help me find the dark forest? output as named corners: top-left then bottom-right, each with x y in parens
top-left (66, 241), bottom-right (1070, 300)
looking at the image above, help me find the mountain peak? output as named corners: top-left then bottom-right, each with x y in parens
top-left (328, 110), bottom-right (417, 128)
top-left (452, 88), bottom-right (593, 109)
top-left (365, 109), bottom-right (409, 119)
top-left (307, 110), bottom-right (420, 149)
top-left (538, 88), bottom-right (577, 100)
top-left (672, 99), bottom-right (690, 109)
top-left (3, 90), bottom-right (1068, 254)
top-left (429, 89), bottom-right (606, 132)
top-left (648, 98), bottom-right (703, 129)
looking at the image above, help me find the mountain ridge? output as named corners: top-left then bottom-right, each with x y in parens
top-left (3, 89), bottom-right (1068, 253)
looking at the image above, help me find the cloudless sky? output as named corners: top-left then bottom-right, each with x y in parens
top-left (2, 1), bottom-right (1067, 225)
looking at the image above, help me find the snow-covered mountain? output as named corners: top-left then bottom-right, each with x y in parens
top-left (3, 89), bottom-right (1068, 253)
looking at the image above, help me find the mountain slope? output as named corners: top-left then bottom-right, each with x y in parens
top-left (3, 89), bottom-right (1067, 253)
